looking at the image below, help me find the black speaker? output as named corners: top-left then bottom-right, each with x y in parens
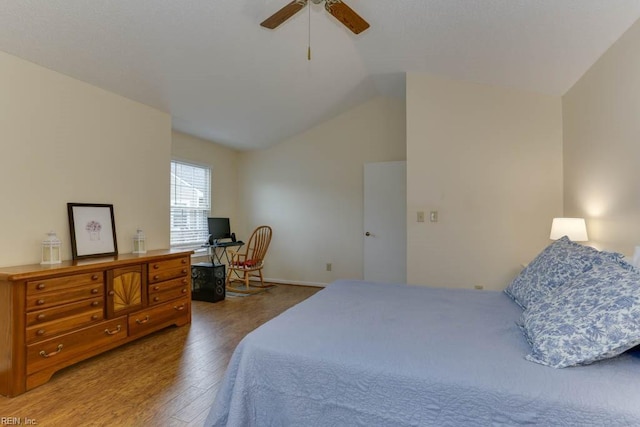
top-left (191, 263), bottom-right (225, 303)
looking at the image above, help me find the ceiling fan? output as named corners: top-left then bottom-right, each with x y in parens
top-left (261, 0), bottom-right (370, 35)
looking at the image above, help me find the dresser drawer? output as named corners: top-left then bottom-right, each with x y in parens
top-left (26, 283), bottom-right (104, 312)
top-left (148, 257), bottom-right (189, 283)
top-left (26, 296), bottom-right (103, 327)
top-left (27, 272), bottom-right (103, 295)
top-left (149, 276), bottom-right (189, 294)
top-left (26, 317), bottom-right (127, 375)
top-left (149, 286), bottom-right (189, 306)
top-left (128, 297), bottom-right (190, 337)
top-left (26, 308), bottom-right (104, 344)
top-left (148, 266), bottom-right (189, 284)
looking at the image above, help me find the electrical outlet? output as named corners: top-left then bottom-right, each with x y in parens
top-left (326, 263), bottom-right (332, 272)
top-left (430, 211), bottom-right (438, 222)
top-left (417, 211), bottom-right (425, 222)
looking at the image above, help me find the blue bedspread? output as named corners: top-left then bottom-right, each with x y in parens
top-left (205, 280), bottom-right (640, 426)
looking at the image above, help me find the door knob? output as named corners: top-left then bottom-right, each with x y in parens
top-left (365, 232), bottom-right (371, 237)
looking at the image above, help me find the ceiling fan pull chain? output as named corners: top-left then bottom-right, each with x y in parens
top-left (308, 1), bottom-right (312, 61)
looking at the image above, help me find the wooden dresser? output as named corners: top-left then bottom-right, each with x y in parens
top-left (0, 250), bottom-right (192, 397)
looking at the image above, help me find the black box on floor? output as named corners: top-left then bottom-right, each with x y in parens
top-left (191, 263), bottom-right (225, 302)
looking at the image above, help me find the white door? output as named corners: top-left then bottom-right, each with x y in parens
top-left (364, 161), bottom-right (407, 283)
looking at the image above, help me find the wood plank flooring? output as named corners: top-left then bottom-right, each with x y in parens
top-left (0, 284), bottom-right (321, 426)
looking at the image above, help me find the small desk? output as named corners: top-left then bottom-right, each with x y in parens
top-left (204, 241), bottom-right (244, 265)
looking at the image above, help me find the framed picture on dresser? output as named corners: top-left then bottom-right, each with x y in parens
top-left (67, 203), bottom-right (118, 259)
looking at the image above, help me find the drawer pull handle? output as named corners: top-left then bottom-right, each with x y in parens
top-left (174, 304), bottom-right (186, 311)
top-left (153, 286), bottom-right (160, 291)
top-left (182, 279), bottom-right (187, 285)
top-left (36, 299), bottom-right (45, 306)
top-left (108, 291), bottom-right (115, 296)
top-left (37, 314), bottom-right (46, 321)
top-left (181, 288), bottom-right (187, 294)
top-left (153, 275), bottom-right (159, 281)
top-left (136, 316), bottom-right (150, 325)
top-left (91, 288), bottom-right (99, 294)
top-left (91, 314), bottom-right (99, 320)
top-left (36, 283), bottom-right (46, 290)
top-left (36, 329), bottom-right (46, 336)
top-left (104, 325), bottom-right (122, 336)
top-left (153, 297), bottom-right (160, 302)
top-left (153, 264), bottom-right (160, 269)
top-left (181, 269), bottom-right (187, 274)
top-left (181, 259), bottom-right (187, 264)
top-left (91, 301), bottom-right (100, 307)
top-left (39, 344), bottom-right (63, 358)
top-left (91, 274), bottom-right (99, 281)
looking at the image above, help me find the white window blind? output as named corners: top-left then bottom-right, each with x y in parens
top-left (170, 160), bottom-right (211, 248)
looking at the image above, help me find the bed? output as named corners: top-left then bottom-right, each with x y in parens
top-left (205, 277), bottom-right (640, 426)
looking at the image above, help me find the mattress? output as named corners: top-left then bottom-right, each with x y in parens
top-left (205, 280), bottom-right (640, 426)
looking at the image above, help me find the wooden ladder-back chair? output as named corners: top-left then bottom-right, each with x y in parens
top-left (226, 225), bottom-right (273, 293)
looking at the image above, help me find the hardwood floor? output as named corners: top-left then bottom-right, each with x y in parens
top-left (0, 284), bottom-right (321, 426)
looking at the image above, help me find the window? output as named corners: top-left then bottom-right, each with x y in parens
top-left (170, 160), bottom-right (211, 248)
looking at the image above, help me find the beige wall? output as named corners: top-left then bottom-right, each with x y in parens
top-left (0, 51), bottom-right (171, 267)
top-left (10, 23), bottom-right (633, 289)
top-left (238, 96), bottom-right (406, 285)
top-left (171, 131), bottom-right (240, 230)
top-left (406, 73), bottom-right (563, 290)
top-left (563, 19), bottom-right (640, 256)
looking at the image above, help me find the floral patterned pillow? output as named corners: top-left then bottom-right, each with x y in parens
top-left (504, 236), bottom-right (616, 309)
top-left (521, 261), bottom-right (640, 368)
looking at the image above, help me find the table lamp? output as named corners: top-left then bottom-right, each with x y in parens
top-left (549, 218), bottom-right (588, 241)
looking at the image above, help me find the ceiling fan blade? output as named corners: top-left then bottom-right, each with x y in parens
top-left (325, 1), bottom-right (370, 34)
top-left (261, 1), bottom-right (307, 29)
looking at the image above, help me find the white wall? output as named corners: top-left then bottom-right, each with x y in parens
top-left (563, 19), bottom-right (640, 256)
top-left (406, 73), bottom-right (563, 290)
top-left (171, 131), bottom-right (240, 228)
top-left (0, 51), bottom-right (171, 267)
top-left (238, 96), bottom-right (406, 285)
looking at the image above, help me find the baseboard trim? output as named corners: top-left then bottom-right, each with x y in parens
top-left (264, 278), bottom-right (328, 288)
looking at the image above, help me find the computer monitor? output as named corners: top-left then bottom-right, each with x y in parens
top-left (207, 217), bottom-right (231, 242)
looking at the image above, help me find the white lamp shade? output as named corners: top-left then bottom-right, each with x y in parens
top-left (550, 218), bottom-right (588, 241)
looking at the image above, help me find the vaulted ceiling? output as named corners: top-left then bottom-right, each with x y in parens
top-left (1, 1), bottom-right (639, 150)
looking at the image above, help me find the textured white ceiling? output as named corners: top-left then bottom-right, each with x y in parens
top-left (1, 1), bottom-right (639, 150)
